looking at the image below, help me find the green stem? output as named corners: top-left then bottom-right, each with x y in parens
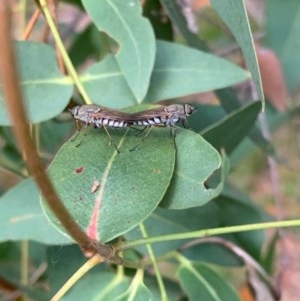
top-left (140, 223), bottom-right (169, 301)
top-left (50, 255), bottom-right (103, 301)
top-left (116, 219), bottom-right (300, 251)
top-left (39, 0), bottom-right (92, 104)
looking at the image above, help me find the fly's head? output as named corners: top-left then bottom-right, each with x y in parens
top-left (184, 104), bottom-right (197, 117)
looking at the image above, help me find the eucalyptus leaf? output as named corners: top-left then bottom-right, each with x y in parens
top-left (81, 55), bottom-right (136, 108)
top-left (82, 0), bottom-right (156, 101)
top-left (210, 0), bottom-right (264, 109)
top-left (214, 194), bottom-right (265, 260)
top-left (143, 0), bottom-right (173, 41)
top-left (48, 245), bottom-right (130, 300)
top-left (42, 127), bottom-right (175, 242)
top-left (215, 89), bottom-right (275, 156)
top-left (112, 278), bottom-right (153, 301)
top-left (161, 129), bottom-right (222, 209)
top-left (80, 41), bottom-right (250, 108)
top-left (125, 203), bottom-right (221, 257)
top-left (160, 0), bottom-right (208, 50)
top-left (201, 101), bottom-right (261, 154)
top-left (145, 41), bottom-right (250, 103)
top-left (0, 41), bottom-right (73, 125)
top-left (266, 0), bottom-right (300, 91)
top-left (0, 179), bottom-right (71, 245)
top-left (177, 261), bottom-right (241, 301)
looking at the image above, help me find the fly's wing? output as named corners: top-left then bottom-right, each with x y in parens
top-left (89, 108), bottom-right (130, 121)
top-left (127, 106), bottom-right (170, 122)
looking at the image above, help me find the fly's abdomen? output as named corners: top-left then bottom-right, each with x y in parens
top-left (131, 117), bottom-right (166, 126)
top-left (93, 118), bottom-right (128, 128)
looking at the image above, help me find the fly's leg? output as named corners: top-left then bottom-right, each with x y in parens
top-left (129, 125), bottom-right (147, 136)
top-left (129, 126), bottom-right (153, 152)
top-left (72, 121), bottom-right (89, 147)
top-left (170, 126), bottom-right (177, 138)
top-left (182, 119), bottom-right (188, 129)
top-left (102, 125), bottom-right (120, 154)
top-left (71, 120), bottom-right (82, 142)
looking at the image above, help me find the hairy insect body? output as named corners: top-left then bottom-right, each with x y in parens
top-left (129, 104), bottom-right (196, 128)
top-left (69, 103), bottom-right (197, 151)
top-left (70, 105), bottom-right (129, 128)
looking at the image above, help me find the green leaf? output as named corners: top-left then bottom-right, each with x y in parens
top-left (47, 245), bottom-right (89, 295)
top-left (82, 0), bottom-right (156, 101)
top-left (180, 189), bottom-right (266, 264)
top-left (187, 104), bottom-right (226, 133)
top-left (0, 41), bottom-right (73, 125)
top-left (61, 271), bottom-right (130, 301)
top-left (47, 245), bottom-right (130, 300)
top-left (0, 179), bottom-right (71, 245)
top-left (58, 273), bottom-right (130, 300)
top-left (69, 24), bottom-right (104, 68)
top-left (215, 193), bottom-right (265, 260)
top-left (81, 41), bottom-right (249, 108)
top-left (177, 261), bottom-right (241, 301)
top-left (210, 0), bottom-right (264, 109)
top-left (144, 41), bottom-right (250, 103)
top-left (125, 203), bottom-right (221, 256)
top-left (266, 0), bottom-right (300, 91)
top-left (81, 55), bottom-right (136, 108)
top-left (215, 89), bottom-right (275, 156)
top-left (201, 101), bottom-right (261, 154)
top-left (143, 0), bottom-right (173, 41)
top-left (112, 274), bottom-right (153, 301)
top-left (160, 129), bottom-right (222, 209)
top-left (160, 0), bottom-right (208, 50)
top-left (42, 127), bottom-right (175, 242)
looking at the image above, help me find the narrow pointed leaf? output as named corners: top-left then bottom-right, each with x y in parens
top-left (81, 41), bottom-right (249, 108)
top-left (0, 179), bottom-right (71, 245)
top-left (160, 0), bottom-right (208, 50)
top-left (0, 41), bottom-right (73, 125)
top-left (112, 281), bottom-right (152, 301)
top-left (177, 261), bottom-right (241, 301)
top-left (82, 0), bottom-right (155, 101)
top-left (42, 128), bottom-right (175, 242)
top-left (266, 0), bottom-right (300, 91)
top-left (210, 0), bottom-right (264, 109)
top-left (202, 101), bottom-right (261, 154)
top-left (215, 89), bottom-right (275, 156)
top-left (144, 41), bottom-right (250, 103)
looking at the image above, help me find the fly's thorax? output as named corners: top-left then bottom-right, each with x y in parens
top-left (166, 105), bottom-right (189, 119)
top-left (165, 116), bottom-right (180, 126)
top-left (70, 104), bottom-right (103, 124)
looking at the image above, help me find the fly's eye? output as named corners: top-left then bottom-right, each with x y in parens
top-left (70, 106), bottom-right (80, 117)
top-left (187, 105), bottom-right (196, 115)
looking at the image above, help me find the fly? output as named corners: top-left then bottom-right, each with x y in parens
top-left (126, 104), bottom-right (197, 149)
top-left (69, 104), bottom-right (197, 152)
top-left (69, 104), bottom-right (130, 153)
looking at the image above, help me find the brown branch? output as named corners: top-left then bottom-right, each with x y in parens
top-left (22, 8), bottom-right (41, 40)
top-left (0, 2), bottom-right (119, 262)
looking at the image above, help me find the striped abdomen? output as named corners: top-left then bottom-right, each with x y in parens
top-left (93, 118), bottom-right (128, 128)
top-left (131, 116), bottom-right (179, 127)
